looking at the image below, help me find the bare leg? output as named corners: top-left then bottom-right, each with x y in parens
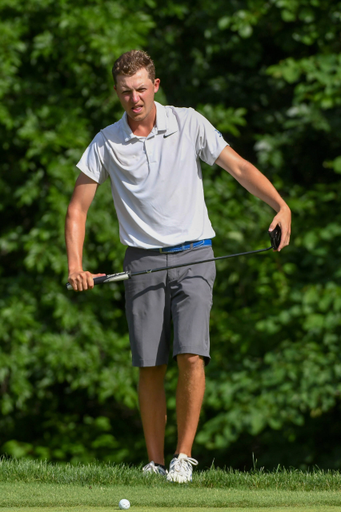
top-left (175, 354), bottom-right (205, 456)
top-left (138, 364), bottom-right (167, 465)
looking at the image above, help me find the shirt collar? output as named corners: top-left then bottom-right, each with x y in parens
top-left (121, 113), bottom-right (135, 141)
top-left (155, 102), bottom-right (178, 137)
top-left (121, 102), bottom-right (178, 142)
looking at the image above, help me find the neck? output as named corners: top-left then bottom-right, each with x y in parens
top-left (128, 104), bottom-right (156, 137)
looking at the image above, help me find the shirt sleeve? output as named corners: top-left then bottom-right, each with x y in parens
top-left (191, 109), bottom-right (229, 166)
top-left (76, 132), bottom-right (109, 184)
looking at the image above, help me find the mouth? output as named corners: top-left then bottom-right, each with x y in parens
top-left (132, 105), bottom-right (143, 114)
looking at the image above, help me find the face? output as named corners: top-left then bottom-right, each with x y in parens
top-left (114, 68), bottom-right (160, 128)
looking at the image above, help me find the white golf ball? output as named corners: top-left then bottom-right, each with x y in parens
top-left (119, 498), bottom-right (130, 510)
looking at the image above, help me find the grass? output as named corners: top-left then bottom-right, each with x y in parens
top-left (1, 458), bottom-right (341, 490)
top-left (2, 509), bottom-right (341, 512)
top-left (1, 459), bottom-right (341, 510)
top-left (1, 483), bottom-right (341, 510)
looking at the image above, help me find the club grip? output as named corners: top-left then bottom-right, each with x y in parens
top-left (269, 224), bottom-right (281, 250)
top-left (100, 272), bottom-right (130, 282)
top-left (93, 275), bottom-right (110, 285)
top-left (65, 276), bottom-right (108, 291)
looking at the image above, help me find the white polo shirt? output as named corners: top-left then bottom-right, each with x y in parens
top-left (77, 102), bottom-right (228, 249)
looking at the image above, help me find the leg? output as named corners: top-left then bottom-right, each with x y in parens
top-left (168, 248), bottom-right (215, 456)
top-left (175, 353), bottom-right (205, 456)
top-left (123, 248), bottom-right (171, 466)
top-left (139, 364), bottom-right (167, 465)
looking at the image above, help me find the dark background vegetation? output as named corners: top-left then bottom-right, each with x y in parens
top-left (1, 0), bottom-right (341, 470)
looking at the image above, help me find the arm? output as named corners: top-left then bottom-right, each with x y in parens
top-left (65, 172), bottom-right (105, 290)
top-left (215, 146), bottom-right (291, 251)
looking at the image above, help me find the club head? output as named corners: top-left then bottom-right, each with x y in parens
top-left (269, 224), bottom-right (281, 250)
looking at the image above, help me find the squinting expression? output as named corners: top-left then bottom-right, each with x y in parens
top-left (114, 68), bottom-right (160, 130)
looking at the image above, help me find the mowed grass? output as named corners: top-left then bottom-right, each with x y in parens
top-left (1, 508), bottom-right (341, 512)
top-left (1, 459), bottom-right (341, 510)
top-left (1, 482), bottom-right (341, 509)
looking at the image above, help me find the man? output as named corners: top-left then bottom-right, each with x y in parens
top-left (65, 50), bottom-right (291, 483)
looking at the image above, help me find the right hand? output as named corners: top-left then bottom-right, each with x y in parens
top-left (68, 270), bottom-right (106, 292)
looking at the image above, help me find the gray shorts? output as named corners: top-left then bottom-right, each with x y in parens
top-left (123, 245), bottom-right (216, 367)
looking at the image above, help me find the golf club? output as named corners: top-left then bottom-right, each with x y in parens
top-left (66, 225), bottom-right (281, 290)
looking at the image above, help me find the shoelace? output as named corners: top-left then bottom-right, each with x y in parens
top-left (171, 456), bottom-right (198, 472)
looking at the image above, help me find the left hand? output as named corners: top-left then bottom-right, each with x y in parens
top-left (269, 205), bottom-right (291, 252)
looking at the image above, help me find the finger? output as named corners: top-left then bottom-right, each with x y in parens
top-left (73, 274), bottom-right (89, 291)
top-left (278, 226), bottom-right (290, 251)
top-left (87, 272), bottom-right (106, 289)
top-left (268, 219), bottom-right (278, 232)
top-left (84, 273), bottom-right (94, 290)
top-left (72, 282), bottom-right (82, 292)
top-left (76, 278), bottom-right (86, 291)
top-left (69, 271), bottom-right (101, 291)
top-left (69, 278), bottom-right (80, 292)
top-left (78, 270), bottom-right (96, 290)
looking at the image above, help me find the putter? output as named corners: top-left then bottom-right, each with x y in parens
top-left (66, 225), bottom-right (281, 290)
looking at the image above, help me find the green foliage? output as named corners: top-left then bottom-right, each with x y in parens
top-left (145, 0), bottom-right (341, 469)
top-left (1, 0), bottom-right (341, 470)
top-left (0, 0), bottom-right (151, 464)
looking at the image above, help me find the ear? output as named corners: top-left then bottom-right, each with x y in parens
top-left (154, 78), bottom-right (160, 93)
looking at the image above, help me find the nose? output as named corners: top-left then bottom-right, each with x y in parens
top-left (131, 91), bottom-right (140, 103)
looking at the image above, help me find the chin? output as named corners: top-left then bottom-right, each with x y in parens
top-left (130, 113), bottom-right (146, 122)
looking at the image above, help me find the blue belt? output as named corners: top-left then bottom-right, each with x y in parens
top-left (159, 239), bottom-right (212, 253)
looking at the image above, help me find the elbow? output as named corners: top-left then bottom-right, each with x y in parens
top-left (230, 158), bottom-right (252, 181)
top-left (65, 201), bottom-right (86, 225)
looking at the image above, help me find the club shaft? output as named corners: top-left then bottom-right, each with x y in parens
top-left (130, 245), bottom-right (273, 277)
top-left (67, 244), bottom-right (274, 289)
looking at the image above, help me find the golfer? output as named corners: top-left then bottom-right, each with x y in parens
top-left (65, 50), bottom-right (291, 483)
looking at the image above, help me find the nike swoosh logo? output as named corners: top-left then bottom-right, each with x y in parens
top-left (163, 133), bottom-right (174, 138)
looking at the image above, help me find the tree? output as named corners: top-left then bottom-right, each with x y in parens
top-left (145, 0), bottom-right (341, 468)
top-left (1, 0), bottom-right (341, 469)
top-left (0, 0), bottom-right (153, 463)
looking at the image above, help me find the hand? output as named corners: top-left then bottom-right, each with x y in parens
top-left (67, 270), bottom-right (106, 292)
top-left (269, 205), bottom-right (291, 252)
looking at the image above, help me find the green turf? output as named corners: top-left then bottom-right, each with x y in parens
top-left (1, 460), bottom-right (341, 510)
top-left (1, 508), bottom-right (341, 512)
top-left (1, 483), bottom-right (341, 509)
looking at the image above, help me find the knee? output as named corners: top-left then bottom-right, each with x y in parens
top-left (177, 353), bottom-right (204, 371)
top-left (139, 364), bottom-right (167, 384)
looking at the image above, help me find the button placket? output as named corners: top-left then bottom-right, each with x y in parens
top-left (145, 136), bottom-right (156, 167)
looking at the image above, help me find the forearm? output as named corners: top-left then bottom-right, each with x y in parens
top-left (64, 173), bottom-right (102, 290)
top-left (215, 146), bottom-right (291, 250)
top-left (232, 160), bottom-right (289, 213)
top-left (216, 147), bottom-right (289, 212)
top-left (65, 206), bottom-right (87, 275)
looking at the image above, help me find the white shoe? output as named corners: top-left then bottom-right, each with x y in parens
top-left (167, 453), bottom-right (198, 483)
top-left (142, 461), bottom-right (168, 476)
